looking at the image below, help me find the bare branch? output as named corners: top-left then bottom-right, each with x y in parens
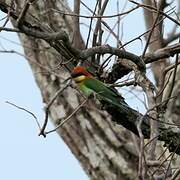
top-left (81, 1), bottom-right (124, 47)
top-left (85, 0), bottom-right (99, 48)
top-left (92, 0), bottom-right (109, 48)
top-left (172, 169), bottom-right (180, 180)
top-left (129, 0), bottom-right (180, 26)
top-left (162, 50), bottom-right (179, 109)
top-left (0, 26), bottom-right (20, 32)
top-left (6, 101), bottom-right (41, 130)
top-left (51, 5), bottom-right (139, 19)
top-left (80, 45), bottom-right (145, 71)
top-left (39, 81), bottom-right (70, 137)
top-left (141, 3), bottom-right (162, 58)
top-left (45, 98), bottom-right (87, 135)
top-left (164, 32), bottom-right (180, 45)
top-left (144, 43), bottom-right (180, 63)
top-left (16, 0), bottom-right (30, 27)
top-left (137, 115), bottom-right (146, 179)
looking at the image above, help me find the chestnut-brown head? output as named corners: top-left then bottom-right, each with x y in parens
top-left (71, 66), bottom-right (93, 83)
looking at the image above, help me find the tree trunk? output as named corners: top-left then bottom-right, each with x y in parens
top-left (143, 0), bottom-right (180, 174)
top-left (1, 0), bottom-right (180, 179)
top-left (2, 0), bottom-right (139, 179)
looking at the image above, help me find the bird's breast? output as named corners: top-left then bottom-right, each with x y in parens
top-left (79, 83), bottom-right (94, 96)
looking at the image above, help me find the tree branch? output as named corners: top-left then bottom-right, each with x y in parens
top-left (144, 43), bottom-right (180, 63)
top-left (1, 0), bottom-right (180, 156)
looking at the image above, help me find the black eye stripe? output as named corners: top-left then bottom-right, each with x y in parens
top-left (71, 72), bottom-right (85, 78)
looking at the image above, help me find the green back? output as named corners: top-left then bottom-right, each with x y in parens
top-left (83, 77), bottom-right (123, 101)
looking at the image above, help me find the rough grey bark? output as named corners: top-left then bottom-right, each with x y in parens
top-left (143, 0), bottom-right (180, 175)
top-left (1, 0), bottom-right (180, 179)
top-left (0, 0), bottom-right (139, 179)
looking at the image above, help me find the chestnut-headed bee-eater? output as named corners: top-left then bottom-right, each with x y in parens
top-left (71, 66), bottom-right (129, 108)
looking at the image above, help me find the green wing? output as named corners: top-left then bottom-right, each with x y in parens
top-left (83, 78), bottom-right (118, 97)
top-left (83, 78), bottom-right (128, 108)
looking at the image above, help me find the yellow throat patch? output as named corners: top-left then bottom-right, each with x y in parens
top-left (73, 75), bottom-right (86, 83)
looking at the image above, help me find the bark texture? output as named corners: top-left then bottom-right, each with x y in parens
top-left (1, 0), bottom-right (139, 179)
top-left (1, 0), bottom-right (180, 179)
top-left (143, 0), bottom-right (180, 174)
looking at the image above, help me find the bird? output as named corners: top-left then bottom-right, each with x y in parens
top-left (71, 66), bottom-right (129, 109)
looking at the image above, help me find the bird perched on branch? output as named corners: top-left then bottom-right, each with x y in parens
top-left (71, 66), bottom-right (129, 109)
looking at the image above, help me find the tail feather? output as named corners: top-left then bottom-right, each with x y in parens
top-left (99, 95), bottom-right (130, 111)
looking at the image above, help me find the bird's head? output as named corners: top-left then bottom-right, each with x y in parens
top-left (71, 66), bottom-right (93, 83)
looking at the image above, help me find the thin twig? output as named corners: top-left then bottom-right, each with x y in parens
top-left (39, 81), bottom-right (70, 137)
top-left (0, 49), bottom-right (61, 78)
top-left (141, 3), bottom-right (162, 58)
top-left (0, 26), bottom-right (20, 32)
top-left (6, 101), bottom-right (41, 130)
top-left (164, 145), bottom-right (178, 179)
top-left (116, 0), bottom-right (120, 49)
top-left (81, 1), bottom-right (124, 47)
top-left (103, 11), bottom-right (170, 66)
top-left (151, 150), bottom-right (174, 177)
top-left (92, 0), bottom-right (109, 48)
top-left (172, 169), bottom-right (180, 180)
top-left (72, 0), bottom-right (81, 48)
top-left (45, 98), bottom-right (88, 135)
top-left (164, 32), bottom-right (180, 45)
top-left (85, 0), bottom-right (99, 48)
top-left (51, 5), bottom-right (139, 19)
top-left (110, 80), bottom-right (135, 87)
top-left (16, 0), bottom-right (30, 27)
top-left (137, 115), bottom-right (146, 179)
top-left (95, 0), bottom-right (103, 63)
top-left (162, 47), bottom-right (179, 109)
top-left (156, 71), bottom-right (173, 99)
top-left (129, 0), bottom-right (180, 26)
top-left (157, 142), bottom-right (172, 161)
